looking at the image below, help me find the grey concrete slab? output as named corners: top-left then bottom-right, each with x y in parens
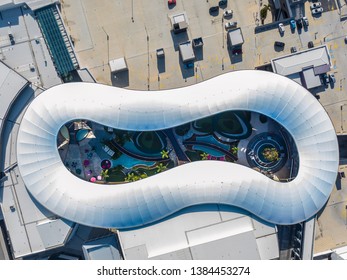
top-left (61, 0), bottom-right (263, 89)
top-left (314, 163), bottom-right (347, 253)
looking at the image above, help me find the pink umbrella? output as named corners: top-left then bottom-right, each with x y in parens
top-left (90, 177), bottom-right (96, 182)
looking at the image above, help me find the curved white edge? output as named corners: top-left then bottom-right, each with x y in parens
top-left (16, 70), bottom-right (339, 228)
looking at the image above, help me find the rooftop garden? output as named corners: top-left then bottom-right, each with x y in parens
top-left (57, 110), bottom-right (298, 184)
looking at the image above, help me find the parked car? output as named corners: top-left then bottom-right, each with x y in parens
top-left (219, 0), bottom-right (227, 7)
top-left (290, 19), bottom-right (296, 30)
top-left (296, 18), bottom-right (303, 29)
top-left (209, 6), bottom-right (219, 13)
top-left (308, 41), bottom-right (314, 48)
top-left (290, 46), bottom-right (297, 53)
top-left (225, 21), bottom-right (237, 30)
top-left (8, 33), bottom-right (15, 45)
top-left (312, 7), bottom-right (323, 15)
top-left (329, 74), bottom-right (336, 84)
top-left (223, 9), bottom-right (233, 18)
top-left (321, 73), bottom-right (329, 85)
top-left (278, 23), bottom-right (285, 33)
top-left (168, 0), bottom-right (176, 5)
top-left (345, 36), bottom-right (347, 44)
top-left (310, 2), bottom-right (322, 9)
top-left (274, 41), bottom-right (285, 48)
top-left (302, 16), bottom-right (309, 27)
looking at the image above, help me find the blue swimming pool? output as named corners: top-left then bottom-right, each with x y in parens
top-left (112, 154), bottom-right (155, 169)
top-left (123, 141), bottom-right (161, 158)
top-left (76, 129), bottom-right (89, 142)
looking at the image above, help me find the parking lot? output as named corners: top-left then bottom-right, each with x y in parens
top-left (61, 0), bottom-right (267, 89)
top-left (62, 1), bottom-right (345, 90)
top-left (61, 0), bottom-right (347, 140)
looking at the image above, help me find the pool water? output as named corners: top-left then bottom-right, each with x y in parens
top-left (123, 141), bottom-right (161, 158)
top-left (196, 135), bottom-right (230, 150)
top-left (112, 154), bottom-right (155, 169)
top-left (76, 129), bottom-right (89, 142)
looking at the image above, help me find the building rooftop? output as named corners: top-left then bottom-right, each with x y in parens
top-left (271, 45), bottom-right (330, 76)
top-left (0, 5), bottom-right (61, 88)
top-left (82, 235), bottom-right (122, 260)
top-left (109, 58), bottom-right (128, 73)
top-left (0, 0), bottom-right (57, 11)
top-left (227, 28), bottom-right (244, 47)
top-left (119, 204), bottom-right (279, 260)
top-left (15, 71), bottom-right (338, 229)
top-left (0, 61), bottom-right (28, 129)
top-left (179, 41), bottom-right (195, 62)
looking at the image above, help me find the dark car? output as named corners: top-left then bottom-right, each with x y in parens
top-left (209, 6), bottom-right (219, 13)
top-left (274, 41), bottom-right (285, 48)
top-left (308, 41), bottom-right (314, 48)
top-left (329, 73), bottom-right (336, 84)
top-left (290, 46), bottom-right (297, 53)
top-left (8, 33), bottom-right (15, 45)
top-left (321, 73), bottom-right (329, 85)
top-left (219, 0), bottom-right (227, 7)
top-left (296, 19), bottom-right (303, 29)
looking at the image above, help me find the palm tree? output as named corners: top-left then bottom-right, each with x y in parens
top-left (156, 163), bottom-right (168, 173)
top-left (200, 152), bottom-right (209, 160)
top-left (125, 172), bottom-right (136, 182)
top-left (161, 149), bottom-right (169, 159)
top-left (262, 147), bottom-right (279, 162)
top-left (100, 169), bottom-right (109, 180)
top-left (125, 172), bottom-right (145, 182)
top-left (231, 146), bottom-right (238, 155)
top-left (260, 4), bottom-right (271, 24)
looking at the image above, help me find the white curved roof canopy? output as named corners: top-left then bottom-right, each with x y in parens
top-left (16, 70), bottom-right (339, 228)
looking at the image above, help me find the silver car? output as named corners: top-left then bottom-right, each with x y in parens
top-left (278, 23), bottom-right (285, 33)
top-left (223, 9), bottom-right (233, 18)
top-left (225, 21), bottom-right (237, 30)
top-left (302, 16), bottom-right (309, 26)
top-left (310, 2), bottom-right (322, 10)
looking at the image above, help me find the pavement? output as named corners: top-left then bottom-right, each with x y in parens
top-left (61, 0), bottom-right (261, 90)
top-left (314, 162), bottom-right (347, 253)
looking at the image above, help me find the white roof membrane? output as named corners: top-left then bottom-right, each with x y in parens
top-left (16, 70), bottom-right (339, 228)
